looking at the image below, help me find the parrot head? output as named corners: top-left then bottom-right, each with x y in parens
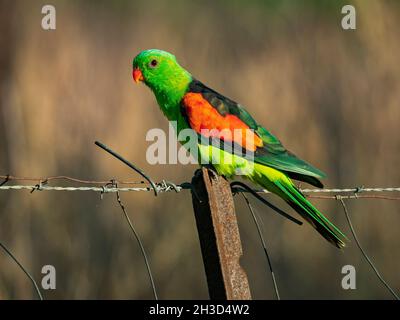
top-left (132, 49), bottom-right (192, 102)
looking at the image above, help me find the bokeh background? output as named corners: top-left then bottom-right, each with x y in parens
top-left (0, 0), bottom-right (399, 299)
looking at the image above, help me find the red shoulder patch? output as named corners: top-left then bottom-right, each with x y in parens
top-left (182, 92), bottom-right (263, 151)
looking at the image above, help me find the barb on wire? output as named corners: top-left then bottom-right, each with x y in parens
top-left (94, 141), bottom-right (159, 196)
top-left (0, 174), bottom-right (10, 186)
top-left (337, 196), bottom-right (400, 300)
top-left (111, 181), bottom-right (158, 300)
top-left (241, 193), bottom-right (280, 300)
top-left (0, 241), bottom-right (43, 300)
top-left (30, 179), bottom-right (48, 193)
top-left (230, 181), bottom-right (303, 225)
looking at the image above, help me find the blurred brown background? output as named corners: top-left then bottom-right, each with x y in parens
top-left (0, 0), bottom-right (399, 299)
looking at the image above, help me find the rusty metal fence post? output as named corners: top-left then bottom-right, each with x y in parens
top-left (191, 167), bottom-right (251, 300)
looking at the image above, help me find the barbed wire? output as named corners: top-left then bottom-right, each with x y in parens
top-left (2, 142), bottom-right (398, 300)
top-left (1, 174), bottom-right (400, 300)
top-left (1, 175), bottom-right (400, 200)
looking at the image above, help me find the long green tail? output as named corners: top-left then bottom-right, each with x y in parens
top-left (251, 163), bottom-right (347, 249)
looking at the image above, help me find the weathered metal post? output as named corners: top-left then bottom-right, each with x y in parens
top-left (191, 167), bottom-right (251, 300)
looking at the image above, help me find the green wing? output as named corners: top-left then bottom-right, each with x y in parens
top-left (187, 80), bottom-right (326, 187)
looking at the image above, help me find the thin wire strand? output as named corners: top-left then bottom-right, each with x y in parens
top-left (241, 193), bottom-right (280, 300)
top-left (338, 197), bottom-right (400, 300)
top-left (0, 175), bottom-right (144, 185)
top-left (113, 183), bottom-right (158, 300)
top-left (95, 141), bottom-right (159, 196)
top-left (308, 194), bottom-right (400, 200)
top-left (0, 241), bottom-right (43, 300)
top-left (231, 181), bottom-right (303, 225)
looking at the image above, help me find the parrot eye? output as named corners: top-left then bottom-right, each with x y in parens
top-left (149, 59), bottom-right (158, 68)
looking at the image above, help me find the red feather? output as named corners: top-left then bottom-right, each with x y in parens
top-left (182, 92), bottom-right (263, 151)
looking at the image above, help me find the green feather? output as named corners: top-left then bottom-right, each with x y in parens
top-left (252, 163), bottom-right (346, 248)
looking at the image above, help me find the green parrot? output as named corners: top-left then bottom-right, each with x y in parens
top-left (132, 49), bottom-right (346, 248)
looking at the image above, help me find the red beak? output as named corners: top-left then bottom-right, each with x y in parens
top-left (132, 68), bottom-right (144, 83)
